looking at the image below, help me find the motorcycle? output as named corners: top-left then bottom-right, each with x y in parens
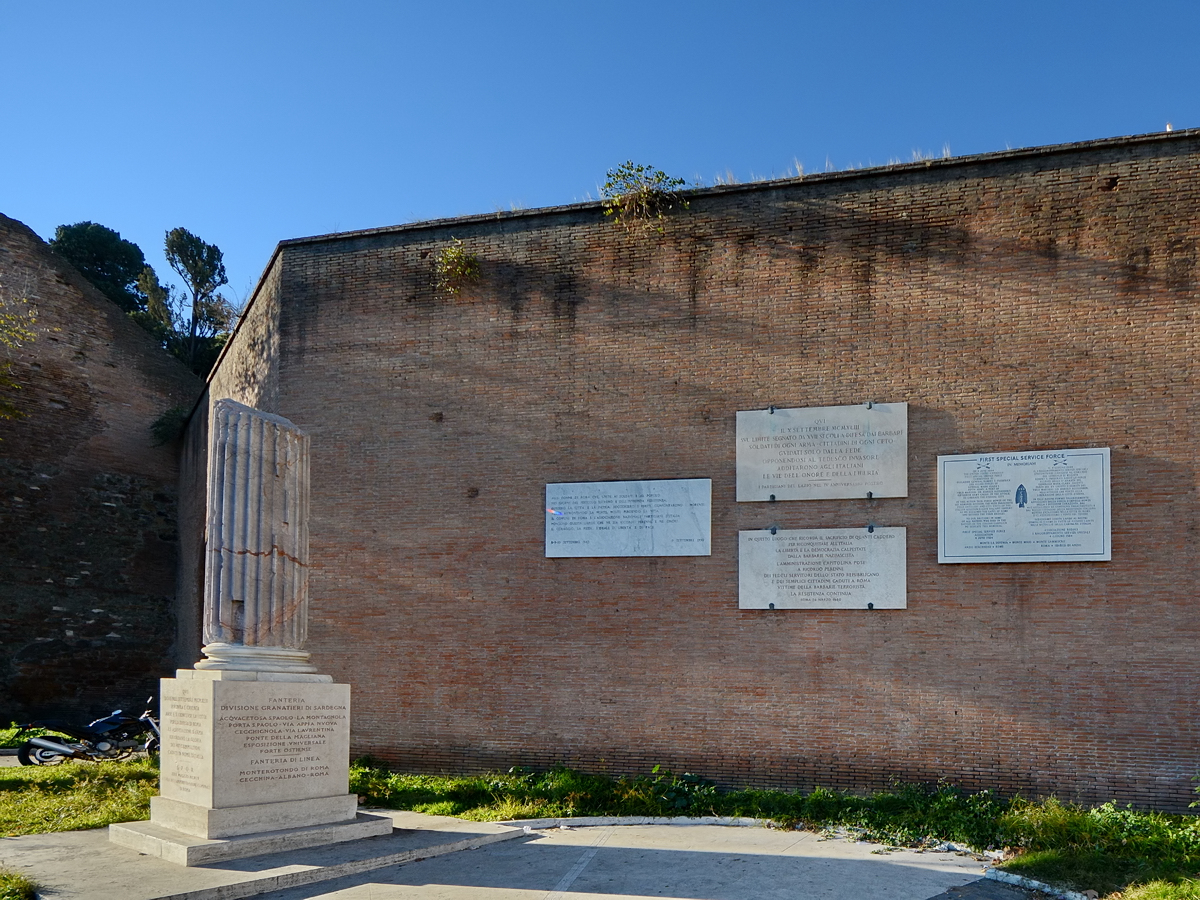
top-left (15, 698), bottom-right (160, 766)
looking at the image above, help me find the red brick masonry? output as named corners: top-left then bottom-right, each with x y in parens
top-left (187, 130), bottom-right (1200, 810)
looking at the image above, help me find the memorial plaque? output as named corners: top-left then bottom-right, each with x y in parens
top-left (938, 447), bottom-right (1111, 563)
top-left (160, 678), bottom-right (351, 808)
top-left (736, 403), bottom-right (908, 501)
top-left (545, 479), bottom-right (711, 557)
top-left (738, 527), bottom-right (907, 609)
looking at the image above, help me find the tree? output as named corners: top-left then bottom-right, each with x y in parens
top-left (165, 227), bottom-right (229, 370)
top-left (127, 260), bottom-right (234, 376)
top-left (50, 222), bottom-right (148, 312)
top-left (139, 265), bottom-right (175, 332)
top-left (126, 266), bottom-right (177, 347)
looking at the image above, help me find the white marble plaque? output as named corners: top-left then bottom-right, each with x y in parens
top-left (738, 527), bottom-right (907, 609)
top-left (736, 403), bottom-right (908, 501)
top-left (938, 448), bottom-right (1111, 563)
top-left (545, 479), bottom-right (711, 557)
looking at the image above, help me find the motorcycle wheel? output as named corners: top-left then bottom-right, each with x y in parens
top-left (144, 737), bottom-right (160, 756)
top-left (17, 737), bottom-right (71, 766)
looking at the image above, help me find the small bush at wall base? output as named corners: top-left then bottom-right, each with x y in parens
top-left (649, 765), bottom-right (717, 811)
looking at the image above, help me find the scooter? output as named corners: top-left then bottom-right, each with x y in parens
top-left (16, 698), bottom-right (160, 766)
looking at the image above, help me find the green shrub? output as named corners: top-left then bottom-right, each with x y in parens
top-left (1001, 798), bottom-right (1200, 860)
top-left (0, 868), bottom-right (38, 900)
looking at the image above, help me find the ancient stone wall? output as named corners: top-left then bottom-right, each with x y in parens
top-left (0, 214), bottom-right (201, 721)
top-left (185, 131), bottom-right (1200, 809)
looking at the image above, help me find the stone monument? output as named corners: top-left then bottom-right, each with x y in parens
top-left (110, 399), bottom-right (391, 865)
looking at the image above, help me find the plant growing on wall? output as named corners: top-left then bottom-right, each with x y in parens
top-left (0, 286), bottom-right (37, 422)
top-left (150, 404), bottom-right (190, 445)
top-left (601, 161), bottom-right (689, 233)
top-left (435, 238), bottom-right (482, 295)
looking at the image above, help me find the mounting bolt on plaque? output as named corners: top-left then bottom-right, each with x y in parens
top-left (769, 525), bottom-right (778, 535)
top-left (768, 405), bottom-right (776, 414)
top-left (867, 523), bottom-right (875, 533)
top-left (868, 602), bottom-right (875, 610)
top-left (867, 491), bottom-right (873, 500)
top-left (865, 401), bottom-right (874, 409)
top-left (769, 494), bottom-right (776, 502)
top-left (769, 602), bottom-right (776, 610)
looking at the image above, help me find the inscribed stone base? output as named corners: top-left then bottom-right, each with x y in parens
top-left (110, 667), bottom-right (372, 864)
top-left (108, 812), bottom-right (393, 866)
top-left (157, 670), bottom-right (351, 811)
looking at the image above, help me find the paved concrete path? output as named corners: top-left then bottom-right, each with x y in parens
top-left (231, 820), bottom-right (1012, 897)
top-left (256, 822), bottom-right (1032, 900)
top-left (0, 798), bottom-right (1042, 900)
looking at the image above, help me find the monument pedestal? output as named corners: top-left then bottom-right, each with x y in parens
top-left (110, 668), bottom-right (391, 865)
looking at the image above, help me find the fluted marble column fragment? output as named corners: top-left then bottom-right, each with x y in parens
top-left (197, 399), bottom-right (314, 672)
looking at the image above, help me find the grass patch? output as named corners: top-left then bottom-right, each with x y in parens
top-left (348, 763), bottom-right (1009, 846)
top-left (1002, 798), bottom-right (1200, 860)
top-left (349, 764), bottom-right (699, 822)
top-left (1002, 850), bottom-right (1191, 896)
top-left (997, 798), bottom-right (1200, 896)
top-left (0, 758), bottom-right (159, 836)
top-left (0, 868), bottom-right (38, 900)
top-left (1119, 880), bottom-right (1200, 900)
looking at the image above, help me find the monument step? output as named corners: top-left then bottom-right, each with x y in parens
top-left (150, 792), bottom-right (361, 840)
top-left (3, 811), bottom-right (523, 899)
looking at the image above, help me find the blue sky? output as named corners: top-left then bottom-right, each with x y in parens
top-left (2, 1), bottom-right (1197, 304)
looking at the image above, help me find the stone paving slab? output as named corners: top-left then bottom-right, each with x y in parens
top-left (0, 807), bottom-right (1056, 900)
top-left (0, 811), bottom-right (522, 900)
top-left (251, 820), bottom-right (997, 900)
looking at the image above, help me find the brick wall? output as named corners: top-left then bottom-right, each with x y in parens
top-left (0, 214), bottom-right (202, 721)
top-left (188, 131), bottom-right (1199, 809)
